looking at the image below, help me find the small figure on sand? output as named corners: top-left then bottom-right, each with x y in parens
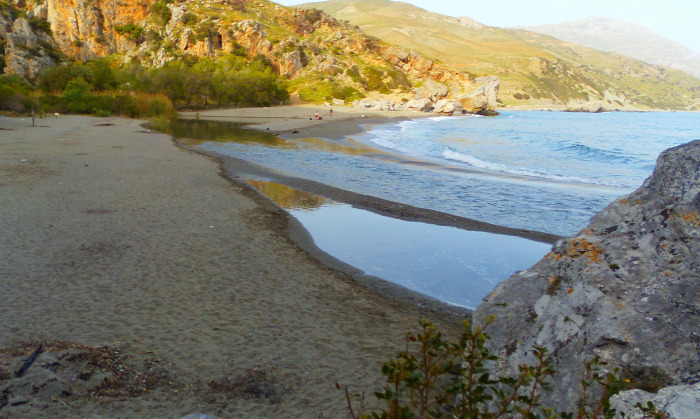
top-left (330, 108), bottom-right (333, 117)
top-left (314, 112), bottom-right (319, 120)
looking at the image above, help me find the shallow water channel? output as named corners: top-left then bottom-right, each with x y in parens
top-left (246, 181), bottom-right (551, 309)
top-left (153, 118), bottom-right (552, 309)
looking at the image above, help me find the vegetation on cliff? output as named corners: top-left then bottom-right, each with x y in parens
top-left (0, 0), bottom-right (492, 112)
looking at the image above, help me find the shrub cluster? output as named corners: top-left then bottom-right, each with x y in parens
top-left (1, 53), bottom-right (290, 117)
top-left (131, 54), bottom-right (289, 108)
top-left (344, 319), bottom-right (665, 419)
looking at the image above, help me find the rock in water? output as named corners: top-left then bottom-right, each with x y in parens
top-left (474, 140), bottom-right (700, 412)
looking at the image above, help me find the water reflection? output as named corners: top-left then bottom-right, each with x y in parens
top-left (152, 118), bottom-right (385, 156)
top-left (150, 119), bottom-right (289, 147)
top-left (246, 180), bottom-right (329, 210)
top-left (249, 180), bottom-right (550, 309)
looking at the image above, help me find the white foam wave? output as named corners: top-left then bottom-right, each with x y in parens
top-left (441, 149), bottom-right (623, 186)
top-left (427, 116), bottom-right (453, 122)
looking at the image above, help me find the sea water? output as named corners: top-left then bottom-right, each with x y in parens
top-left (189, 110), bottom-right (700, 236)
top-left (157, 110), bottom-right (700, 307)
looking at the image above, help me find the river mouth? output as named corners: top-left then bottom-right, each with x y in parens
top-left (151, 118), bottom-right (554, 309)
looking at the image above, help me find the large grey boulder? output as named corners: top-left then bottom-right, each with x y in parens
top-left (611, 382), bottom-right (700, 419)
top-left (403, 98), bottom-right (434, 112)
top-left (433, 99), bottom-right (464, 115)
top-left (474, 140), bottom-right (700, 411)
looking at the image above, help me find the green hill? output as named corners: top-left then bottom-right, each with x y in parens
top-left (302, 0), bottom-right (700, 110)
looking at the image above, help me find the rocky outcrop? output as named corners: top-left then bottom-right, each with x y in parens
top-left (413, 79), bottom-right (449, 102)
top-left (354, 98), bottom-right (396, 112)
top-left (611, 383), bottom-right (700, 418)
top-left (458, 76), bottom-right (499, 115)
top-left (433, 99), bottom-right (463, 115)
top-left (565, 94), bottom-right (637, 113)
top-left (3, 17), bottom-right (56, 79)
top-left (474, 141), bottom-right (700, 411)
top-left (1, 0), bottom-right (501, 107)
top-left (381, 47), bottom-right (467, 85)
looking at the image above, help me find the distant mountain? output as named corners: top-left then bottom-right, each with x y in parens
top-left (519, 16), bottom-right (700, 80)
top-left (303, 0), bottom-right (700, 110)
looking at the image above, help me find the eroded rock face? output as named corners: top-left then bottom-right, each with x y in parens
top-left (474, 140), bottom-right (700, 411)
top-left (611, 382), bottom-right (700, 419)
top-left (3, 18), bottom-right (56, 78)
top-left (382, 47), bottom-right (466, 84)
top-left (1, 0), bottom-right (501, 107)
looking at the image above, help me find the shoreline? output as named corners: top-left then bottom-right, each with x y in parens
top-left (175, 105), bottom-right (561, 244)
top-left (179, 103), bottom-right (427, 139)
top-left (0, 114), bottom-right (469, 417)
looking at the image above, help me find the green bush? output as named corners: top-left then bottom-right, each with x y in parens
top-left (151, 0), bottom-right (171, 26)
top-left (344, 319), bottom-right (665, 419)
top-left (28, 16), bottom-right (52, 35)
top-left (0, 74), bottom-right (30, 112)
top-left (38, 63), bottom-right (94, 92)
top-left (114, 22), bottom-right (144, 43)
top-left (297, 79), bottom-right (365, 103)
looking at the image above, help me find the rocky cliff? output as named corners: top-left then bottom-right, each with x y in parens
top-left (474, 141), bottom-right (700, 411)
top-left (0, 0), bottom-right (498, 111)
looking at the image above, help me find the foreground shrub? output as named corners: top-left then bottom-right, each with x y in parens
top-left (343, 319), bottom-right (664, 418)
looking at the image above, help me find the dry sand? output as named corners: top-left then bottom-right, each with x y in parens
top-left (0, 113), bottom-right (467, 418)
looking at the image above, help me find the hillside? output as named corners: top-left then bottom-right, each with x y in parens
top-left (303, 0), bottom-right (700, 110)
top-left (0, 0), bottom-right (497, 112)
top-left (520, 16), bottom-right (700, 80)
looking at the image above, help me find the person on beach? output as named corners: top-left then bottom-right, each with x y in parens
top-left (330, 108), bottom-right (333, 117)
top-left (315, 112), bottom-right (319, 120)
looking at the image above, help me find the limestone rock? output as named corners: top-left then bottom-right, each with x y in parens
top-left (458, 76), bottom-right (500, 115)
top-left (414, 79), bottom-right (449, 102)
top-left (474, 140), bottom-right (700, 411)
top-left (565, 96), bottom-right (637, 113)
top-left (0, 9), bottom-right (12, 37)
top-left (354, 98), bottom-right (394, 111)
top-left (4, 18), bottom-right (56, 78)
top-left (433, 99), bottom-right (463, 115)
top-left (610, 383), bottom-right (700, 419)
top-left (403, 98), bottom-right (434, 112)
top-left (279, 50), bottom-right (304, 79)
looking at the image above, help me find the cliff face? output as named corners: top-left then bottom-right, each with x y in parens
top-left (41, 0), bottom-right (149, 60)
top-left (474, 141), bottom-right (700, 410)
top-left (0, 0), bottom-right (496, 109)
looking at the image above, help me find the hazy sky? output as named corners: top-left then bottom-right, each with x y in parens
top-left (274, 0), bottom-right (700, 52)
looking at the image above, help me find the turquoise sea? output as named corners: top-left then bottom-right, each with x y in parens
top-left (159, 110), bottom-right (700, 308)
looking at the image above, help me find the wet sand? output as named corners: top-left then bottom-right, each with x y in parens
top-left (0, 114), bottom-right (468, 418)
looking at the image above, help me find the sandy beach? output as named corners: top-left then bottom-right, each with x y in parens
top-left (179, 103), bottom-right (423, 139)
top-left (0, 111), bottom-right (468, 418)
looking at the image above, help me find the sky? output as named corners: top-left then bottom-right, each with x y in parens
top-left (274, 0), bottom-right (700, 52)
